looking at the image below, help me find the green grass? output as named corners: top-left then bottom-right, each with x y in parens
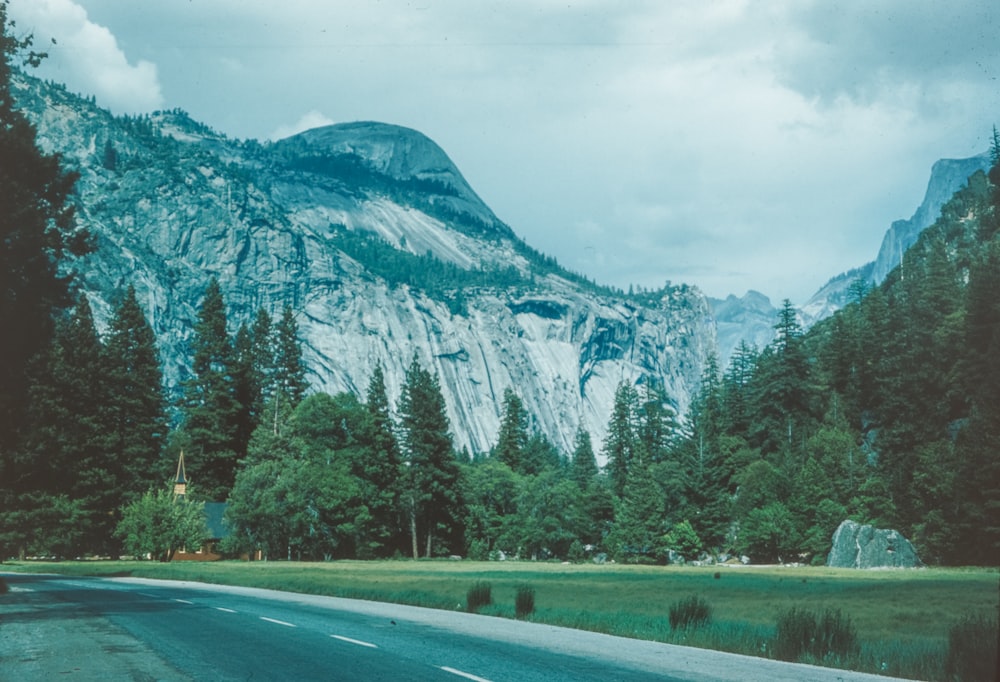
top-left (3, 560), bottom-right (996, 680)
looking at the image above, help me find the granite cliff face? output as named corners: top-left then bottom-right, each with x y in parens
top-left (17, 74), bottom-right (715, 457)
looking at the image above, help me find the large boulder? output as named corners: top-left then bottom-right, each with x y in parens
top-left (826, 520), bottom-right (922, 569)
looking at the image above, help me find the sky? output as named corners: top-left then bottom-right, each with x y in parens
top-left (8, 0), bottom-right (1000, 303)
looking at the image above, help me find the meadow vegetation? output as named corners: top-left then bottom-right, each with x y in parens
top-left (3, 560), bottom-right (996, 681)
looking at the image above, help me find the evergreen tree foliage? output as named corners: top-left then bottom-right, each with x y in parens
top-left (362, 364), bottom-right (403, 557)
top-left (272, 304), bottom-right (308, 411)
top-left (603, 380), bottom-right (639, 498)
top-left (103, 285), bottom-right (166, 502)
top-left (177, 278), bottom-right (240, 500)
top-left (570, 426), bottom-right (598, 488)
top-left (494, 387), bottom-right (529, 472)
top-left (397, 356), bottom-right (462, 558)
top-left (0, 4), bottom-right (85, 525)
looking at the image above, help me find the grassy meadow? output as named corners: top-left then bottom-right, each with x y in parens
top-left (3, 560), bottom-right (996, 680)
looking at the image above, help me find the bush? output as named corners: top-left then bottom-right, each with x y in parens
top-left (773, 607), bottom-right (858, 663)
top-left (669, 595), bottom-right (712, 630)
top-left (466, 581), bottom-right (492, 613)
top-left (945, 615), bottom-right (998, 682)
top-left (515, 584), bottom-right (535, 619)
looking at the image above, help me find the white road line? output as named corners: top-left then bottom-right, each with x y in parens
top-left (330, 634), bottom-right (378, 649)
top-left (138, 592), bottom-right (157, 598)
top-left (260, 616), bottom-right (297, 627)
top-left (173, 598), bottom-right (193, 604)
top-left (439, 666), bottom-right (493, 682)
top-left (214, 607), bottom-right (237, 613)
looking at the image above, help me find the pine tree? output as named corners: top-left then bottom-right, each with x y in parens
top-left (177, 278), bottom-right (239, 500)
top-left (397, 356), bottom-right (461, 558)
top-left (635, 380), bottom-right (677, 465)
top-left (102, 286), bottom-right (166, 526)
top-left (273, 304), bottom-right (308, 410)
top-left (603, 380), bottom-right (639, 498)
top-left (0, 4), bottom-right (84, 466)
top-left (570, 426), bottom-right (598, 489)
top-left (494, 387), bottom-right (529, 472)
top-left (363, 364), bottom-right (403, 556)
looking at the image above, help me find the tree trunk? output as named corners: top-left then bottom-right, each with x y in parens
top-left (425, 530), bottom-right (433, 559)
top-left (410, 508), bottom-right (419, 559)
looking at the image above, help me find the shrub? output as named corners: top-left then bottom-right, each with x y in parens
top-left (773, 607), bottom-right (858, 663)
top-left (945, 615), bottom-right (998, 682)
top-left (669, 595), bottom-right (712, 630)
top-left (466, 581), bottom-right (492, 613)
top-left (515, 584), bottom-right (535, 619)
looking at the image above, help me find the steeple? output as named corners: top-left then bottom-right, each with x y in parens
top-left (174, 451), bottom-right (187, 499)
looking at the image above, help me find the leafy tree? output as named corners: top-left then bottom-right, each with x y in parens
top-left (663, 519), bottom-right (703, 561)
top-left (398, 356), bottom-right (462, 558)
top-left (507, 468), bottom-right (582, 560)
top-left (115, 487), bottom-right (208, 562)
top-left (738, 501), bottom-right (798, 563)
top-left (608, 460), bottom-right (665, 563)
top-left (460, 458), bottom-right (519, 559)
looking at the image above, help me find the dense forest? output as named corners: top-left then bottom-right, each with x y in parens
top-left (1, 6), bottom-right (998, 566)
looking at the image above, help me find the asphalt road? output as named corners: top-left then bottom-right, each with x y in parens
top-left (0, 572), bottom-right (915, 681)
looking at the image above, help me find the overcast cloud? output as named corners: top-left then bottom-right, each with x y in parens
top-left (10, 0), bottom-right (999, 302)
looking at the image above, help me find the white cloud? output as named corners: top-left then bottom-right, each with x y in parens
top-left (8, 0), bottom-right (163, 113)
top-left (268, 110), bottom-right (336, 141)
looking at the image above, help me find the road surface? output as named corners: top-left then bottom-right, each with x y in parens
top-left (0, 572), bottom-right (914, 681)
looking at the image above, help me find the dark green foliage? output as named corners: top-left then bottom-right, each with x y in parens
top-left (945, 614), bottom-right (998, 682)
top-left (331, 226), bottom-right (525, 313)
top-left (0, 3), bottom-right (84, 480)
top-left (603, 381), bottom-right (639, 498)
top-left (176, 279), bottom-right (240, 500)
top-left (515, 584), bottom-right (535, 619)
top-left (495, 388), bottom-right (528, 472)
top-left (465, 581), bottom-right (492, 613)
top-left (398, 356), bottom-right (462, 558)
top-left (668, 595), bottom-right (712, 631)
top-left (773, 607), bottom-right (858, 664)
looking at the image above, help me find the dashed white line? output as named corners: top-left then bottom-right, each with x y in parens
top-left (260, 616), bottom-right (297, 627)
top-left (172, 598), bottom-right (193, 604)
top-left (331, 634), bottom-right (378, 648)
top-left (214, 607), bottom-right (237, 613)
top-left (439, 666), bottom-right (493, 682)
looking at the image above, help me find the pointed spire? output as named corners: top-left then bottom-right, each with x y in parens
top-left (173, 451), bottom-right (187, 499)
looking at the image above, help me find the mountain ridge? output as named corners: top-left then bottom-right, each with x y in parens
top-left (16, 72), bottom-right (715, 458)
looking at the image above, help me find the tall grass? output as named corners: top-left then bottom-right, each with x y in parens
top-left (668, 595), bottom-right (712, 630)
top-left (466, 581), bottom-right (492, 613)
top-left (945, 614), bottom-right (998, 682)
top-left (515, 584), bottom-right (535, 619)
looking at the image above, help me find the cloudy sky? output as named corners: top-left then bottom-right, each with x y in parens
top-left (9, 0), bottom-right (1000, 303)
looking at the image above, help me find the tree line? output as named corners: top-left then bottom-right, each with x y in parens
top-left (1, 6), bottom-right (997, 565)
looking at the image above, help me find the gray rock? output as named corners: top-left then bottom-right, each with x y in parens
top-left (826, 520), bottom-right (922, 569)
top-left (16, 72), bottom-right (716, 459)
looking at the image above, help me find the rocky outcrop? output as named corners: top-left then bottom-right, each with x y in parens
top-left (826, 520), bottom-right (922, 569)
top-left (16, 73), bottom-right (715, 457)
